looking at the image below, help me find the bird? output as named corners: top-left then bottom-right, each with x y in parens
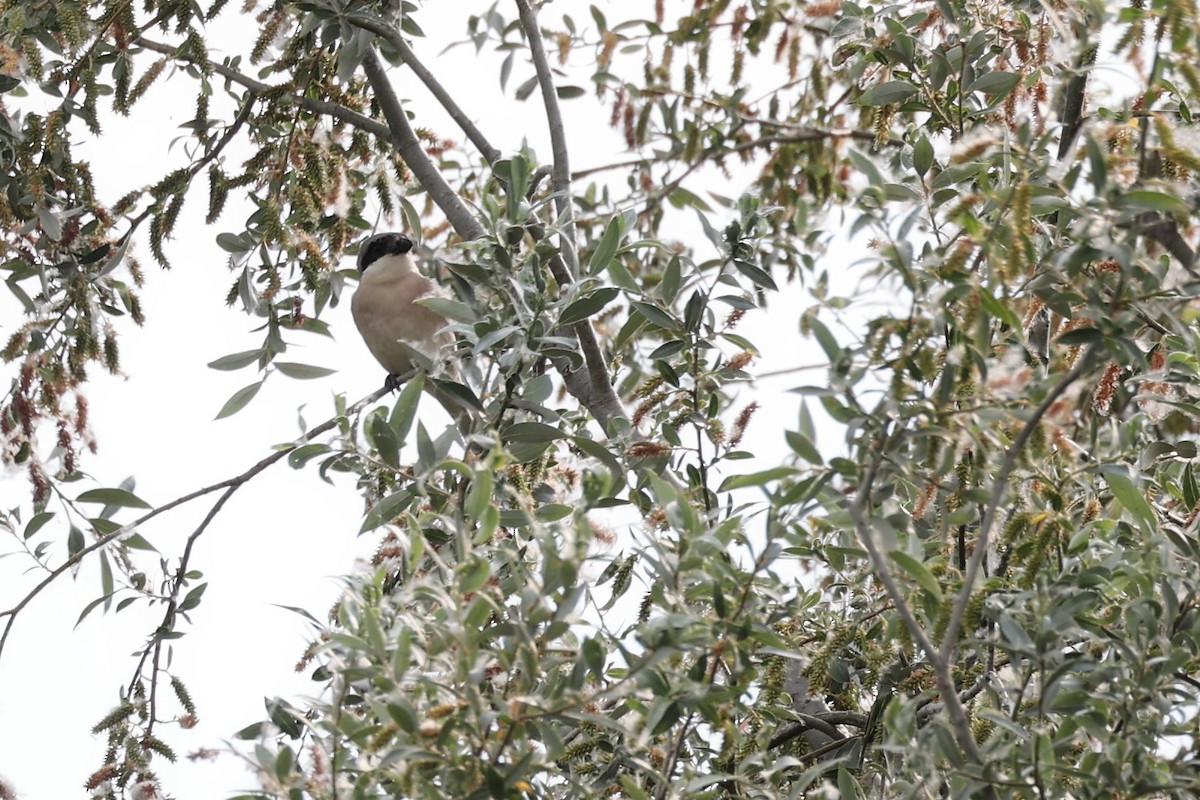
top-left (351, 231), bottom-right (451, 388)
top-left (350, 232), bottom-right (477, 434)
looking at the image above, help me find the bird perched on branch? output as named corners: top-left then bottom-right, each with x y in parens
top-left (351, 231), bottom-right (452, 387)
top-left (351, 232), bottom-right (477, 434)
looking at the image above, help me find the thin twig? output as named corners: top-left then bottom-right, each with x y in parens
top-left (0, 385), bottom-right (389, 662)
top-left (847, 430), bottom-right (984, 766)
top-left (515, 0), bottom-right (581, 278)
top-left (346, 13), bottom-right (501, 165)
top-left (135, 37), bottom-right (394, 141)
top-left (938, 347), bottom-right (1095, 663)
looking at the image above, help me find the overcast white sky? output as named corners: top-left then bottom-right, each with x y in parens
top-left (0, 3), bottom-right (832, 797)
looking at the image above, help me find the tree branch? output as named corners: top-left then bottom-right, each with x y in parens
top-left (0, 385), bottom-right (390, 662)
top-left (847, 431), bottom-right (985, 767)
top-left (134, 35), bottom-right (626, 430)
top-left (510, 1), bottom-right (625, 431)
top-left (345, 13), bottom-right (502, 165)
top-left (938, 348), bottom-right (1096, 663)
top-left (361, 51), bottom-right (487, 241)
top-left (135, 37), bottom-right (395, 142)
top-left (515, 0), bottom-right (581, 278)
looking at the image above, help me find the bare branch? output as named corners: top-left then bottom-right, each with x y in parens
top-left (135, 37), bottom-right (394, 141)
top-left (346, 13), bottom-right (502, 165)
top-left (515, 0), bottom-right (580, 278)
top-left (0, 385), bottom-right (390, 661)
top-left (361, 51), bottom-right (487, 241)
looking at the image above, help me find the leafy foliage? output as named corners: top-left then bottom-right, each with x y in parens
top-left (5, 0), bottom-right (1200, 798)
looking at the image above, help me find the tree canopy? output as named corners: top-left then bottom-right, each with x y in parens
top-left (5, 0), bottom-right (1200, 798)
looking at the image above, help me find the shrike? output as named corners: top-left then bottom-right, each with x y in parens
top-left (351, 231), bottom-right (476, 433)
top-left (351, 232), bottom-right (450, 386)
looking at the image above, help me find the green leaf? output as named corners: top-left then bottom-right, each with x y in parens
top-left (1184, 463), bottom-right (1199, 509)
top-left (857, 80), bottom-right (919, 106)
top-left (646, 698), bottom-right (682, 735)
top-left (718, 466), bottom-right (799, 491)
top-left (1056, 327), bottom-right (1102, 346)
top-left (806, 316), bottom-right (842, 362)
top-left (215, 381), bottom-right (263, 419)
top-left (389, 373), bottom-right (424, 441)
top-left (978, 287), bottom-right (1022, 330)
top-left (631, 301), bottom-right (681, 331)
top-left (1100, 467), bottom-right (1156, 534)
top-left (76, 593), bottom-right (113, 628)
top-left (369, 413), bottom-right (400, 468)
top-left (430, 377), bottom-right (484, 412)
top-left (837, 765), bottom-right (863, 800)
top-left (22, 511), bottom-right (55, 540)
top-left (231, 723), bottom-right (265, 740)
top-left (733, 259), bottom-right (778, 291)
top-left (784, 430), bottom-right (823, 465)
top-left (556, 85), bottom-right (586, 99)
top-left (914, 136), bottom-right (934, 177)
top-left (659, 256), bottom-right (682, 304)
top-left (559, 286), bottom-right (621, 326)
top-left (968, 70), bottom-right (1020, 97)
top-left (122, 533), bottom-right (157, 552)
top-left (514, 75), bottom-right (538, 101)
top-left (1117, 190), bottom-right (1191, 214)
top-left (417, 296), bottom-right (476, 324)
top-left (889, 551), bottom-right (943, 601)
top-left (100, 550), bottom-right (113, 607)
top-left (605, 255), bottom-right (639, 292)
top-left (503, 422), bottom-right (565, 443)
top-left (618, 776), bottom-right (651, 800)
top-left (359, 490), bottom-right (414, 533)
top-left (36, 205), bottom-right (62, 240)
top-left (465, 470), bottom-right (494, 521)
top-left (207, 349), bottom-right (262, 371)
top-left (178, 582), bottom-right (208, 613)
top-left (287, 443), bottom-right (331, 469)
top-left (666, 186), bottom-right (712, 211)
top-left (275, 362), bottom-right (335, 380)
top-left (649, 340), bottom-right (685, 360)
top-left (77, 488), bottom-right (152, 509)
top-left (460, 557), bottom-right (491, 593)
top-left (588, 216), bottom-right (625, 275)
top-left (216, 232), bottom-right (251, 253)
top-left (67, 525), bottom-right (85, 557)
top-left (536, 503), bottom-right (572, 521)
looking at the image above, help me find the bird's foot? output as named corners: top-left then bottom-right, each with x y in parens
top-left (384, 367), bottom-right (420, 393)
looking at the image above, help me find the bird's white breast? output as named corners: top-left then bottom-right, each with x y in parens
top-left (351, 253), bottom-right (451, 376)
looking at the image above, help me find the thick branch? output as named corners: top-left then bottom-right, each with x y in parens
top-left (361, 51), bottom-right (487, 241)
top-left (515, 0), bottom-right (580, 278)
top-left (346, 13), bottom-right (502, 165)
top-left (509, 2), bottom-right (624, 430)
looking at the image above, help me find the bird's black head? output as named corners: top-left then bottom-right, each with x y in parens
top-left (357, 232), bottom-right (415, 273)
